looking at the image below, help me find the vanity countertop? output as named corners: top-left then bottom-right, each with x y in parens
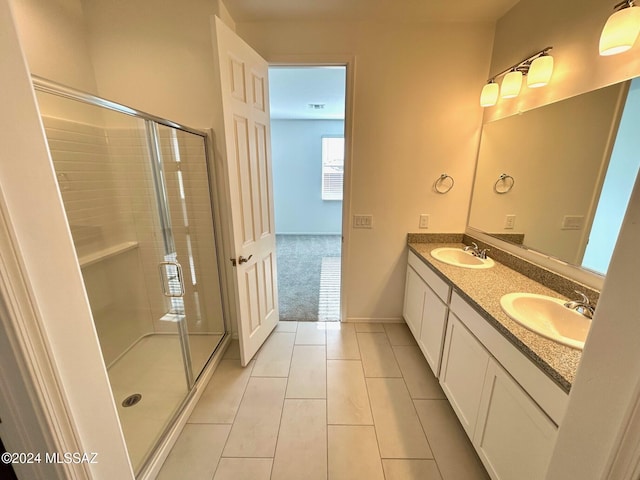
top-left (409, 241), bottom-right (582, 393)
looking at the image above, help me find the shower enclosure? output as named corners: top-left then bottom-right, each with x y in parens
top-left (33, 78), bottom-right (227, 474)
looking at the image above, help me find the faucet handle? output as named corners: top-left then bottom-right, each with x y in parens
top-left (573, 290), bottom-right (590, 305)
top-left (479, 248), bottom-right (490, 259)
top-left (464, 242), bottom-right (478, 252)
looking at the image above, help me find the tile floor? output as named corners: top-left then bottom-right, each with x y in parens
top-left (157, 322), bottom-right (489, 480)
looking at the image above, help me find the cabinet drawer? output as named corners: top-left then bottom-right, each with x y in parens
top-left (408, 251), bottom-right (450, 302)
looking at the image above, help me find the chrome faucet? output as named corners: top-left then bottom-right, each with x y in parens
top-left (463, 242), bottom-right (490, 259)
top-left (464, 242), bottom-right (479, 254)
top-left (564, 290), bottom-right (595, 319)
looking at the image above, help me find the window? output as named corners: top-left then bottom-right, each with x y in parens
top-left (321, 136), bottom-right (344, 200)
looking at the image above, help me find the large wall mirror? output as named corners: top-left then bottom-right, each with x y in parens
top-left (468, 78), bottom-right (640, 276)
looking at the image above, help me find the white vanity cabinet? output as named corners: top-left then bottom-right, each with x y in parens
top-left (403, 250), bottom-right (569, 480)
top-left (402, 265), bottom-right (427, 338)
top-left (403, 251), bottom-right (450, 376)
top-left (439, 312), bottom-right (490, 438)
top-left (446, 291), bottom-right (565, 480)
top-left (474, 358), bottom-right (558, 480)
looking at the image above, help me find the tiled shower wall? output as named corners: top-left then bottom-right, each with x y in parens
top-left (43, 115), bottom-right (159, 365)
top-left (42, 115), bottom-right (224, 366)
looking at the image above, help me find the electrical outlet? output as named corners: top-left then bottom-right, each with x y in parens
top-left (353, 214), bottom-right (373, 229)
top-left (419, 214), bottom-right (430, 229)
top-left (504, 214), bottom-right (516, 229)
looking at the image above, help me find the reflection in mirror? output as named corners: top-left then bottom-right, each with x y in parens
top-left (469, 78), bottom-right (640, 275)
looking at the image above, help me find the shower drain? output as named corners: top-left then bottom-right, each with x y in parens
top-left (122, 393), bottom-right (142, 408)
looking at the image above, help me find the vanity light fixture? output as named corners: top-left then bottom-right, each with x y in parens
top-left (501, 70), bottom-right (523, 98)
top-left (479, 47), bottom-right (554, 107)
top-left (527, 53), bottom-right (554, 88)
top-left (480, 80), bottom-right (499, 107)
top-left (599, 0), bottom-right (640, 56)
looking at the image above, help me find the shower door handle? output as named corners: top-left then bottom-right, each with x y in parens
top-left (159, 261), bottom-right (185, 297)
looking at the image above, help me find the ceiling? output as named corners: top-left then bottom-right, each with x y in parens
top-left (257, 1), bottom-right (521, 120)
top-left (224, 0), bottom-right (520, 23)
top-left (269, 67), bottom-right (346, 120)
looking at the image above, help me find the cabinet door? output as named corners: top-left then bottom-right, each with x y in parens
top-left (474, 358), bottom-right (558, 480)
top-left (440, 312), bottom-right (490, 438)
top-left (418, 287), bottom-right (448, 376)
top-left (403, 266), bottom-right (426, 339)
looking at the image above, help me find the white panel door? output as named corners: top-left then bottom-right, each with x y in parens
top-left (213, 17), bottom-right (279, 366)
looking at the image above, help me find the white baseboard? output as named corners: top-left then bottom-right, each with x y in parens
top-left (276, 232), bottom-right (342, 235)
top-left (345, 317), bottom-right (404, 324)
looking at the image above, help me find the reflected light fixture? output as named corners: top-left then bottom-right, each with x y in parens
top-left (600, 0), bottom-right (640, 56)
top-left (479, 47), bottom-right (554, 107)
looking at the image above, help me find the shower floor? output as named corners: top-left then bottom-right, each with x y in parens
top-left (107, 333), bottom-right (222, 472)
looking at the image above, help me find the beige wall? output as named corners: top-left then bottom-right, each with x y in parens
top-left (81, 0), bottom-right (227, 129)
top-left (11, 0), bottom-right (97, 92)
top-left (488, 0), bottom-right (640, 478)
top-left (13, 0), bottom-right (495, 322)
top-left (238, 20), bottom-right (495, 320)
top-left (1, 1), bottom-right (133, 476)
top-left (485, 0), bottom-right (640, 122)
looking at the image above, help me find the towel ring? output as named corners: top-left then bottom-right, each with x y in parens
top-left (494, 173), bottom-right (515, 194)
top-left (434, 173), bottom-right (454, 194)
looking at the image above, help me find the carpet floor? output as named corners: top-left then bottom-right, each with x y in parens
top-left (276, 234), bottom-right (341, 322)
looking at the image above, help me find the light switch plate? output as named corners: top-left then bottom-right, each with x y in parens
top-left (504, 214), bottom-right (516, 229)
top-left (419, 214), bottom-right (430, 229)
top-left (562, 215), bottom-right (584, 230)
top-left (353, 214), bottom-right (373, 229)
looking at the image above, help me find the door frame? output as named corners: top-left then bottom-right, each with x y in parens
top-left (268, 55), bottom-right (356, 323)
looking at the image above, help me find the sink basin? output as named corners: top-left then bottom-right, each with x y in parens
top-left (430, 247), bottom-right (495, 269)
top-left (500, 293), bottom-right (591, 350)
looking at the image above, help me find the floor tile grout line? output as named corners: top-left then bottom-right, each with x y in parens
top-left (412, 399), bottom-right (447, 480)
top-left (325, 339), bottom-right (329, 480)
top-left (389, 324), bottom-right (447, 457)
top-left (388, 321), bottom-right (450, 479)
top-left (209, 353), bottom-right (254, 478)
top-left (387, 334), bottom-right (437, 463)
top-left (268, 330), bottom-right (296, 480)
top-left (355, 330), bottom-right (387, 479)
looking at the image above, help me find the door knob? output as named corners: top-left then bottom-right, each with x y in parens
top-left (230, 255), bottom-right (253, 267)
top-left (238, 255), bottom-right (253, 264)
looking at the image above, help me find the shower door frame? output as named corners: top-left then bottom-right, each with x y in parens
top-left (30, 75), bottom-right (232, 475)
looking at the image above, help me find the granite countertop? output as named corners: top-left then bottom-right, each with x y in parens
top-left (409, 242), bottom-right (582, 393)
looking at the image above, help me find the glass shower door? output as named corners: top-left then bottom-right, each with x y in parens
top-left (154, 124), bottom-right (226, 381)
top-left (34, 86), bottom-right (225, 474)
